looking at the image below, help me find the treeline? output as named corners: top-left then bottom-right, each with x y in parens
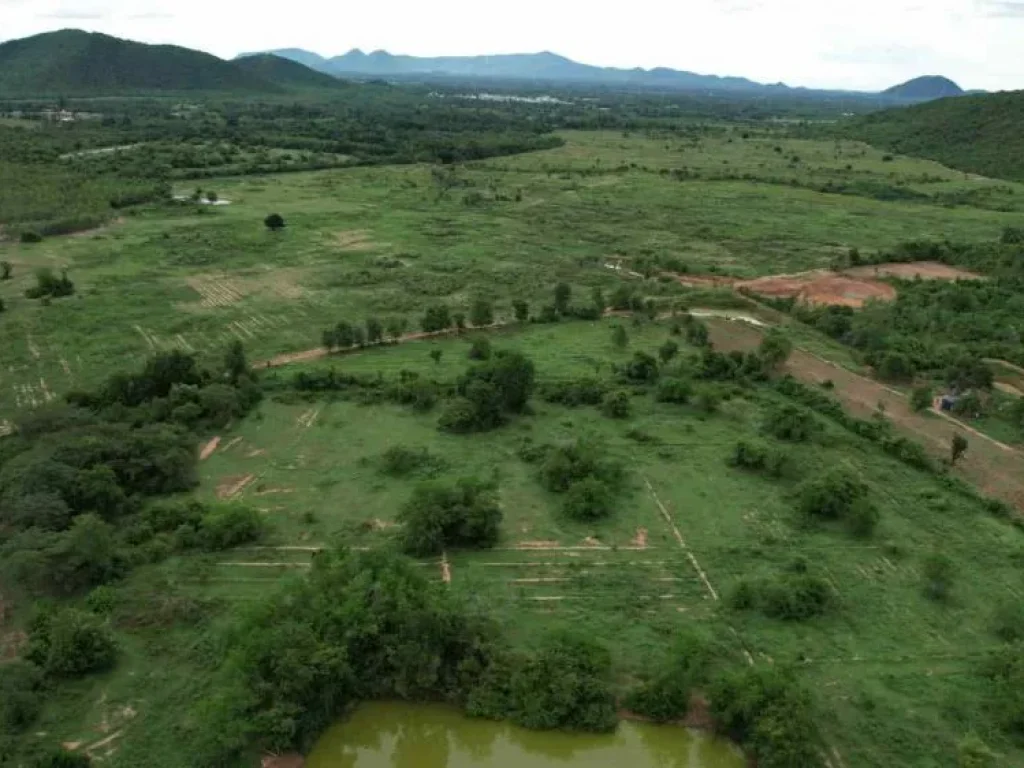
top-left (185, 546), bottom-right (824, 767)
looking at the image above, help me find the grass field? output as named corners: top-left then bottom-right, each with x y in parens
top-left (25, 318), bottom-right (1020, 767)
top-left (5, 128), bottom-right (1024, 768)
top-left (2, 129), bottom-right (1023, 425)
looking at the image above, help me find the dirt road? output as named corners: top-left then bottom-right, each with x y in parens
top-left (706, 318), bottom-right (1024, 511)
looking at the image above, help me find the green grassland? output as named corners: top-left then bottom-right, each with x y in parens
top-left (20, 318), bottom-right (1024, 767)
top-left (2, 129), bottom-right (1022, 427)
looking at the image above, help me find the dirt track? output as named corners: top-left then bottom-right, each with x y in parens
top-left (706, 318), bottom-right (1024, 511)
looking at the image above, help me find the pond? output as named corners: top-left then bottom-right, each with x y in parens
top-left (306, 702), bottom-right (744, 768)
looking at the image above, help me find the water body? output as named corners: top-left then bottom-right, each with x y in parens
top-left (307, 702), bottom-right (744, 768)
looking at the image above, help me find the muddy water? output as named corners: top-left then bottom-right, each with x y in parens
top-left (306, 702), bottom-right (744, 768)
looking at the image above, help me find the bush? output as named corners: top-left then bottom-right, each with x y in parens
top-left (762, 403), bottom-right (819, 442)
top-left (540, 378), bottom-right (607, 406)
top-left (437, 397), bottom-right (480, 434)
top-left (26, 608), bottom-right (117, 678)
top-left (797, 468), bottom-right (869, 521)
top-left (264, 213), bottom-right (285, 231)
top-left (398, 478), bottom-right (502, 555)
top-left (25, 268), bottom-right (74, 300)
top-left (621, 352), bottom-right (659, 383)
top-left (728, 440), bottom-right (794, 478)
top-left (20, 230), bottom-right (42, 244)
top-left (910, 385), bottom-right (933, 412)
top-left (561, 478), bottom-right (615, 521)
top-left (623, 632), bottom-right (714, 722)
top-left (198, 505), bottom-right (265, 550)
top-left (468, 338), bottom-right (492, 360)
top-left (758, 573), bottom-right (836, 620)
top-left (656, 377), bottom-right (693, 404)
top-left (379, 446), bottom-right (443, 477)
top-left (538, 438), bottom-right (625, 494)
top-left (992, 601), bottom-right (1024, 642)
top-left (601, 389), bottom-right (631, 419)
top-left (922, 553), bottom-right (955, 602)
top-left (0, 660), bottom-right (43, 730)
top-left (693, 385), bottom-right (721, 414)
top-left (32, 750), bottom-right (91, 768)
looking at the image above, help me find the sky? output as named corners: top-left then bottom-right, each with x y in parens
top-left (2, 0), bottom-right (1024, 91)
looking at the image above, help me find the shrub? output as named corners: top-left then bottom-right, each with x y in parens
top-left (421, 304), bottom-right (452, 333)
top-left (32, 750), bottom-right (91, 768)
top-left (797, 468), bottom-right (869, 521)
top-left (468, 338), bottom-right (492, 360)
top-left (540, 378), bottom-right (606, 406)
top-left (910, 385), bottom-right (933, 412)
top-left (729, 439), bottom-right (769, 470)
top-left (538, 438), bottom-right (625, 494)
top-left (922, 553), bottom-right (955, 602)
top-left (398, 478), bottom-right (501, 555)
top-left (762, 403), bottom-right (818, 442)
top-left (25, 268), bottom-right (74, 300)
top-left (621, 352), bottom-right (659, 383)
top-left (658, 340), bottom-right (679, 364)
top-left (380, 446), bottom-right (443, 477)
top-left (0, 660), bottom-right (43, 730)
top-left (693, 385), bottom-right (721, 414)
top-left (601, 389), bottom-right (631, 419)
top-left (759, 573), bottom-right (836, 620)
top-left (198, 505), bottom-right (265, 550)
top-left (623, 632), bottom-right (714, 722)
top-left (612, 325), bottom-right (629, 349)
top-left (992, 601), bottom-right (1024, 642)
top-left (437, 397), bottom-right (481, 434)
top-left (847, 499), bottom-right (880, 537)
top-left (20, 230), bottom-right (43, 244)
top-left (264, 213), bottom-right (285, 231)
top-left (562, 478), bottom-right (614, 521)
top-left (26, 608), bottom-right (118, 678)
top-left (656, 377), bottom-right (693, 404)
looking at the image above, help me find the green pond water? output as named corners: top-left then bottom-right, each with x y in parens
top-left (306, 702), bottom-right (744, 768)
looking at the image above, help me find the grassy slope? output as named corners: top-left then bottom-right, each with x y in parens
top-left (846, 90), bottom-right (1024, 182)
top-left (23, 320), bottom-right (1024, 768)
top-left (2, 130), bottom-right (1022, 425)
top-left (0, 29), bottom-right (277, 94)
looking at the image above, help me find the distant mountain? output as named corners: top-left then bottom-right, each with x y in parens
top-left (847, 90), bottom-right (1024, 182)
top-left (249, 48), bottom-right (790, 94)
top-left (883, 76), bottom-right (964, 101)
top-left (237, 47), bottom-right (331, 73)
top-left (234, 54), bottom-right (345, 90)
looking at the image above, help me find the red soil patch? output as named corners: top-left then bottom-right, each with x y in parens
top-left (199, 436), bottom-right (220, 461)
top-left (217, 474), bottom-right (255, 499)
top-left (844, 261), bottom-right (984, 281)
top-left (736, 270), bottom-right (896, 308)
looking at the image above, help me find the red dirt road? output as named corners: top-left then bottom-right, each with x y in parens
top-left (707, 318), bottom-right (1024, 511)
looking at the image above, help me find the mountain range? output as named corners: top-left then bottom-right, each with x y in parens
top-left (0, 29), bottom-right (970, 102)
top-left (240, 47), bottom-right (967, 101)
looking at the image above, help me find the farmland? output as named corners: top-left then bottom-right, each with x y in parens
top-left (3, 117), bottom-right (1024, 768)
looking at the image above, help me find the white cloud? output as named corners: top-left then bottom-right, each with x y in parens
top-left (1, 0), bottom-right (1021, 91)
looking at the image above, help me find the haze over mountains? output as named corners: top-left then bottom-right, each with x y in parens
top-left (0, 29), bottom-right (975, 103)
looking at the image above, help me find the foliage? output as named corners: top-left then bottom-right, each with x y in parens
top-left (441, 350), bottom-right (536, 433)
top-left (540, 377), bottom-right (607, 407)
top-left (469, 298), bottom-right (494, 327)
top-left (951, 434), bottom-right (969, 465)
top-left (910, 385), bottom-right (933, 412)
top-left (732, 564), bottom-right (836, 621)
top-left (922, 553), bottom-right (956, 602)
top-left (728, 440), bottom-right (794, 478)
top-left (512, 300), bottom-right (529, 323)
top-left (379, 445), bottom-right (444, 477)
top-left (612, 325), bottom-right (629, 349)
top-left (264, 213), bottom-right (285, 231)
top-left (468, 337), bottom-right (492, 360)
top-left (422, 304), bottom-right (453, 333)
top-left (26, 607), bottom-right (117, 678)
top-left (601, 389), bottom-right (631, 419)
top-left (758, 329), bottom-right (793, 371)
top-left (32, 750), bottom-right (91, 768)
top-left (538, 437), bottom-right (626, 494)
top-left (762, 403), bottom-right (820, 442)
top-left (797, 468), bottom-right (877, 536)
top-left (0, 660), bottom-right (43, 731)
top-left (623, 632), bottom-right (715, 722)
top-left (656, 377), bottom-right (693, 404)
top-left (620, 351), bottom-right (660, 383)
top-left (554, 282), bottom-right (572, 315)
top-left (398, 478), bottom-right (502, 555)
top-left (561, 477), bottom-right (615, 521)
top-left (25, 268), bottom-right (74, 299)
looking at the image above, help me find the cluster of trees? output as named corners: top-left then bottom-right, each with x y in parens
top-left (525, 437), bottom-right (629, 522)
top-left (438, 350), bottom-right (535, 433)
top-left (625, 632), bottom-right (822, 768)
top-left (397, 478), bottom-right (502, 555)
top-left (731, 562), bottom-right (836, 621)
top-left (188, 548), bottom-right (620, 765)
top-left (322, 316), bottom-right (407, 350)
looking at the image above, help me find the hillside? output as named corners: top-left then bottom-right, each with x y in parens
top-left (848, 89), bottom-right (1024, 182)
top-left (883, 75), bottom-right (964, 101)
top-left (0, 29), bottom-right (278, 94)
top-left (234, 53), bottom-right (345, 90)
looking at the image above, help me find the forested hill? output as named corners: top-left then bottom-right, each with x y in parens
top-left (234, 54), bottom-right (346, 90)
top-left (846, 90), bottom-right (1024, 182)
top-left (882, 76), bottom-right (964, 100)
top-left (0, 30), bottom-right (326, 95)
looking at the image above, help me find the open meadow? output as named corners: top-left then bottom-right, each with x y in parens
top-left (4, 120), bottom-right (1024, 768)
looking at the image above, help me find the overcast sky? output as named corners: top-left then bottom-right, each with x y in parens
top-left (2, 0), bottom-right (1023, 91)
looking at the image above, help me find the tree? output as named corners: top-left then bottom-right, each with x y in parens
top-left (365, 317), bottom-right (384, 345)
top-left (591, 287), bottom-right (606, 314)
top-left (26, 607), bottom-right (118, 678)
top-left (758, 330), bottom-right (793, 372)
top-left (206, 190), bottom-right (218, 203)
top-left (430, 349), bottom-right (443, 365)
top-left (264, 213), bottom-right (285, 231)
top-left (910, 385), bottom-right (933, 412)
top-left (877, 352), bottom-right (915, 382)
top-left (554, 282), bottom-right (571, 315)
top-left (951, 434), bottom-right (969, 465)
top-left (512, 300), bottom-right (529, 323)
top-left (453, 312), bottom-right (467, 332)
top-left (686, 320), bottom-right (711, 347)
top-left (468, 338), bottom-right (492, 360)
top-left (601, 389), bottom-right (631, 419)
top-left (612, 325), bottom-right (629, 349)
top-left (0, 297), bottom-right (5, 313)
top-left (350, 326), bottom-right (366, 347)
top-left (469, 299), bottom-right (494, 328)
top-left (398, 479), bottom-right (502, 556)
top-left (333, 321), bottom-right (355, 349)
top-left (562, 478), bottom-right (614, 521)
top-left (659, 340), bottom-right (679, 364)
top-left (224, 340), bottom-right (248, 383)
top-left (385, 316), bottom-right (408, 342)
top-left (25, 268), bottom-right (74, 299)
top-left (922, 553), bottom-right (956, 602)
top-left (422, 305), bottom-right (452, 333)
top-left (1, 260), bottom-right (11, 280)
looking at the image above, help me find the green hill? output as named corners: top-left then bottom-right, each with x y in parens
top-left (882, 75), bottom-right (963, 101)
top-left (847, 90), bottom-right (1024, 182)
top-left (234, 53), bottom-right (345, 90)
top-left (0, 29), bottom-right (279, 95)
